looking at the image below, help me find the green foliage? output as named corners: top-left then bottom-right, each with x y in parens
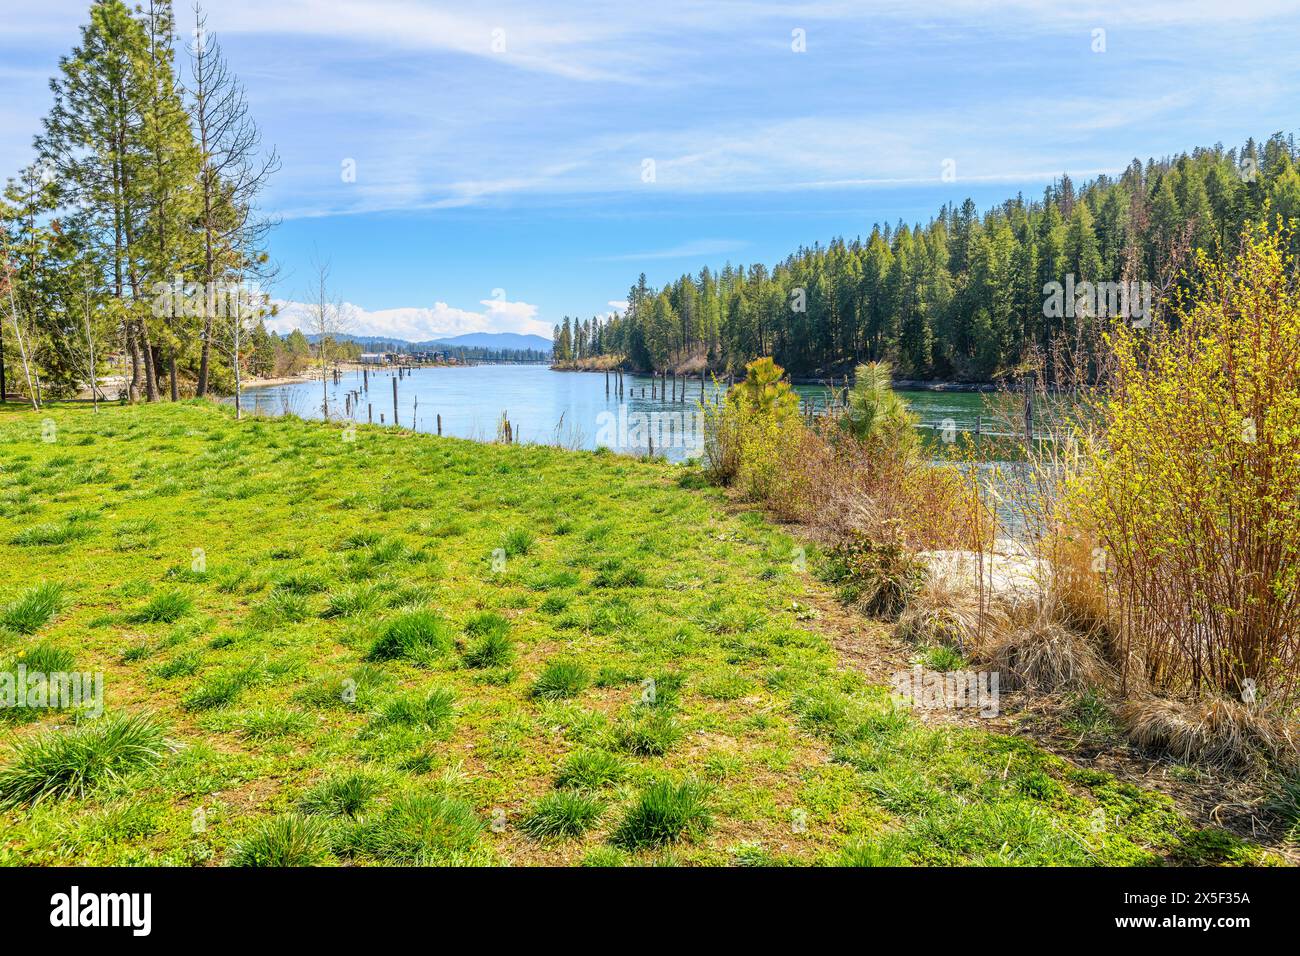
top-left (1078, 225), bottom-right (1300, 703)
top-left (840, 362), bottom-right (919, 456)
top-left (822, 533), bottom-right (925, 620)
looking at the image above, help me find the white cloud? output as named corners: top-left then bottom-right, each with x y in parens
top-left (266, 296), bottom-right (552, 341)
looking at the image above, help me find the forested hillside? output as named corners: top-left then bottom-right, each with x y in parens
top-left (554, 134), bottom-right (1300, 380)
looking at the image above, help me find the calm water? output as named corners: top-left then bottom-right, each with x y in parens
top-left (233, 364), bottom-right (995, 463)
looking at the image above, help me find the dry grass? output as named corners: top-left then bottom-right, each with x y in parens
top-left (1120, 695), bottom-right (1299, 771)
top-left (895, 572), bottom-right (1005, 656)
top-left (982, 618), bottom-right (1116, 695)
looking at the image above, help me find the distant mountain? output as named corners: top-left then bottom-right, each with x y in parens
top-left (295, 331), bottom-right (553, 354)
top-left (425, 332), bottom-right (552, 352)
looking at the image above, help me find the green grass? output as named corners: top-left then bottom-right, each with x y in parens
top-left (0, 713), bottom-right (170, 808)
top-left (612, 780), bottom-right (713, 849)
top-left (229, 814), bottom-right (332, 867)
top-left (554, 750), bottom-right (627, 791)
top-left (299, 772), bottom-right (384, 818)
top-left (520, 791), bottom-right (605, 839)
top-left (126, 590), bottom-right (193, 624)
top-left (0, 582), bottom-right (66, 634)
top-left (366, 609), bottom-right (454, 664)
top-left (0, 401), bottom-right (1275, 866)
top-left (530, 659), bottom-right (590, 700)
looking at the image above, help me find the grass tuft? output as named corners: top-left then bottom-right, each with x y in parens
top-left (229, 814), bottom-right (332, 867)
top-left (611, 780), bottom-right (712, 849)
top-left (530, 660), bottom-right (590, 700)
top-left (520, 791), bottom-right (604, 839)
top-left (0, 712), bottom-right (170, 808)
top-left (366, 609), bottom-right (454, 664)
top-left (0, 582), bottom-right (66, 635)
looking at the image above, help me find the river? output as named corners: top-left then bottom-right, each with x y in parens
top-left (232, 364), bottom-right (997, 463)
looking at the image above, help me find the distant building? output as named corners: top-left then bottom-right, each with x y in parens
top-left (359, 353), bottom-right (388, 365)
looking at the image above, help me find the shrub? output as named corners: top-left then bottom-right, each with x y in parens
top-left (822, 532), bottom-right (925, 620)
top-left (0, 712), bottom-right (170, 808)
top-left (1076, 226), bottom-right (1300, 707)
top-left (612, 780), bottom-right (712, 849)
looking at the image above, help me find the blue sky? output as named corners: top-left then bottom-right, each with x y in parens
top-left (3, 0), bottom-right (1299, 340)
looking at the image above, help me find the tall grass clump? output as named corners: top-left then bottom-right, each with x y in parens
top-left (612, 780), bottom-right (712, 849)
top-left (531, 660), bottom-right (590, 700)
top-left (366, 609), bottom-right (454, 664)
top-left (229, 814), bottom-right (332, 867)
top-left (0, 582), bottom-right (66, 635)
top-left (519, 791), bottom-right (604, 839)
top-left (0, 712), bottom-right (170, 808)
top-left (344, 792), bottom-right (483, 864)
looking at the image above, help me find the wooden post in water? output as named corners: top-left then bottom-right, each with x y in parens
top-left (605, 370), bottom-right (609, 397)
top-left (413, 396), bottom-right (418, 430)
top-left (1023, 372), bottom-right (1035, 445)
top-left (368, 403), bottom-right (373, 424)
top-left (363, 367), bottom-right (369, 391)
top-left (392, 377), bottom-right (398, 426)
top-left (437, 414), bottom-right (442, 436)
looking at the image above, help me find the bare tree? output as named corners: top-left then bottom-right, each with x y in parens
top-left (306, 257), bottom-right (347, 418)
top-left (0, 227), bottom-right (40, 409)
top-left (187, 3), bottom-right (279, 398)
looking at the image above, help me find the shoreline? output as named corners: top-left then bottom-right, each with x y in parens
top-left (549, 364), bottom-right (1003, 391)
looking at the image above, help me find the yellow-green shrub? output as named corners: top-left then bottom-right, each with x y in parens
top-left (1076, 224), bottom-right (1300, 706)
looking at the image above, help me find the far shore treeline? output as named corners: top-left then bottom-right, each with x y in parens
top-left (554, 133), bottom-right (1300, 382)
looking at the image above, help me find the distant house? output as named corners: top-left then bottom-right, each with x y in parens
top-left (359, 353), bottom-right (388, 365)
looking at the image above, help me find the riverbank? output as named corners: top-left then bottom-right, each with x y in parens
top-left (0, 399), bottom-right (1284, 865)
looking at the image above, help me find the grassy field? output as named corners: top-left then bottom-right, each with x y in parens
top-left (0, 400), bottom-right (1277, 866)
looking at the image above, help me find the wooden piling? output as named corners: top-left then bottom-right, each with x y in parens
top-left (392, 377), bottom-right (398, 426)
top-left (368, 403), bottom-right (373, 424)
top-left (437, 413), bottom-right (442, 436)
